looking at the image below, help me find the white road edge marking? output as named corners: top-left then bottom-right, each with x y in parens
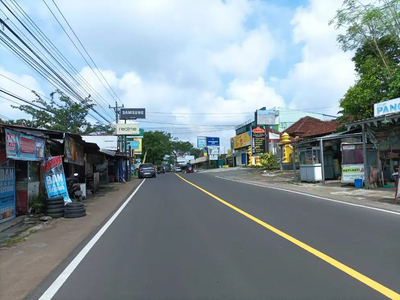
top-left (39, 179), bottom-right (146, 300)
top-left (215, 176), bottom-right (400, 217)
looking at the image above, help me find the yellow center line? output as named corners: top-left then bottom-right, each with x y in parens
top-left (175, 174), bottom-right (400, 300)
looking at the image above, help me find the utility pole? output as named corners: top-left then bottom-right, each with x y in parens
top-left (109, 101), bottom-right (124, 151)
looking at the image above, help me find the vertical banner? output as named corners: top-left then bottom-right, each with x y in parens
top-left (42, 156), bottom-right (71, 203)
top-left (0, 149), bottom-right (15, 224)
top-left (251, 126), bottom-right (266, 155)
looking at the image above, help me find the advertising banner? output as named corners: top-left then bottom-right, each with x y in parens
top-left (0, 150), bottom-right (15, 224)
top-left (251, 126), bottom-right (266, 155)
top-left (341, 164), bottom-right (365, 183)
top-left (64, 135), bottom-right (84, 166)
top-left (126, 137), bottom-right (142, 154)
top-left (42, 156), bottom-right (71, 203)
top-left (197, 137), bottom-right (207, 148)
top-left (120, 108), bottom-right (146, 119)
top-left (374, 98), bottom-right (400, 117)
top-left (233, 131), bottom-right (251, 149)
top-left (256, 110), bottom-right (280, 125)
top-left (206, 137), bottom-right (220, 147)
top-left (115, 123), bottom-right (140, 135)
top-left (208, 146), bottom-right (219, 160)
top-left (6, 129), bottom-right (45, 161)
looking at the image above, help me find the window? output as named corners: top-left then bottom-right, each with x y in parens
top-left (342, 148), bottom-right (363, 164)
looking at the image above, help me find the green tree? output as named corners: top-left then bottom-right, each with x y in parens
top-left (339, 34), bottom-right (400, 120)
top-left (8, 89), bottom-right (112, 134)
top-left (171, 140), bottom-right (194, 157)
top-left (142, 131), bottom-right (173, 165)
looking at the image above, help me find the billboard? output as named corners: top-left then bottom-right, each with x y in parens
top-left (197, 136), bottom-right (207, 148)
top-left (126, 137), bottom-right (142, 154)
top-left (256, 110), bottom-right (279, 125)
top-left (115, 123), bottom-right (140, 135)
top-left (251, 126), bottom-right (266, 155)
top-left (5, 129), bottom-right (45, 161)
top-left (120, 108), bottom-right (146, 119)
top-left (232, 131), bottom-right (251, 150)
top-left (206, 137), bottom-right (220, 146)
top-left (208, 146), bottom-right (219, 160)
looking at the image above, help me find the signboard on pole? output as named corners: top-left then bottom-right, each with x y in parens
top-left (42, 156), bottom-right (71, 203)
top-left (197, 137), bottom-right (207, 148)
top-left (208, 146), bottom-right (219, 160)
top-left (0, 151), bottom-right (15, 224)
top-left (251, 126), bottom-right (266, 155)
top-left (120, 108), bottom-right (146, 119)
top-left (206, 137), bottom-right (220, 147)
top-left (115, 123), bottom-right (140, 135)
top-left (5, 129), bottom-right (45, 161)
top-left (374, 98), bottom-right (400, 117)
top-left (255, 110), bottom-right (279, 125)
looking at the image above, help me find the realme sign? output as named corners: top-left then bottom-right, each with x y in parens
top-left (115, 123), bottom-right (140, 135)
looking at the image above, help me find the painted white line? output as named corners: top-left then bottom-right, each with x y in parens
top-left (39, 179), bottom-right (146, 300)
top-left (215, 176), bottom-right (400, 217)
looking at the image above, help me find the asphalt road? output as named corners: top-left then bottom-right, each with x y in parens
top-left (29, 172), bottom-right (400, 300)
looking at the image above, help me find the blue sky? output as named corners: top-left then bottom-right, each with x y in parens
top-left (0, 0), bottom-right (355, 148)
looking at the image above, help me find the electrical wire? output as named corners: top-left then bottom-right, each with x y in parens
top-left (0, 87), bottom-right (55, 113)
top-left (1, 1), bottom-right (115, 122)
top-left (49, 0), bottom-right (123, 105)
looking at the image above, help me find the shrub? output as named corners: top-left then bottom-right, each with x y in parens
top-left (260, 153), bottom-right (278, 170)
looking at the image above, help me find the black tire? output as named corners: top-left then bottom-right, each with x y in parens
top-left (46, 203), bottom-right (64, 209)
top-left (45, 207), bottom-right (65, 214)
top-left (65, 207), bottom-right (86, 214)
top-left (65, 202), bottom-right (84, 208)
top-left (45, 199), bottom-right (64, 206)
top-left (64, 212), bottom-right (86, 218)
top-left (46, 197), bottom-right (64, 202)
top-left (46, 212), bottom-right (64, 218)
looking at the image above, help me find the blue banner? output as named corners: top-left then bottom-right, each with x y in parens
top-left (6, 129), bottom-right (45, 161)
top-left (42, 156), bottom-right (71, 202)
top-left (206, 137), bottom-right (220, 146)
top-left (0, 154), bottom-right (15, 224)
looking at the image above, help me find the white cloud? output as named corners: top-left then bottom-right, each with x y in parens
top-left (280, 0), bottom-right (356, 115)
top-left (0, 69), bottom-right (45, 120)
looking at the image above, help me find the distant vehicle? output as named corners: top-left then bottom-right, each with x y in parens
top-left (175, 166), bottom-right (182, 172)
top-left (157, 166), bottom-right (165, 174)
top-left (138, 163), bottom-right (156, 179)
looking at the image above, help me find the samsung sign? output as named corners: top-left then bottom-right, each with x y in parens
top-left (115, 123), bottom-right (140, 135)
top-left (120, 108), bottom-right (146, 119)
top-left (206, 137), bottom-right (220, 146)
top-left (374, 98), bottom-right (400, 117)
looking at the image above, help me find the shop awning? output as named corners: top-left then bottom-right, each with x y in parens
top-left (346, 113), bottom-right (400, 130)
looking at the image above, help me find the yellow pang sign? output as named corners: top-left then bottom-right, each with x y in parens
top-left (232, 131), bottom-right (251, 149)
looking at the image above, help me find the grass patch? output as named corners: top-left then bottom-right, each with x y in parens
top-left (1, 236), bottom-right (26, 247)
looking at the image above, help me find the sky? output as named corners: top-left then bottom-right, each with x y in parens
top-left (0, 0), bottom-right (356, 149)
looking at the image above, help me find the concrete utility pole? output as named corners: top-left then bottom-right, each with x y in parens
top-left (109, 101), bottom-right (124, 150)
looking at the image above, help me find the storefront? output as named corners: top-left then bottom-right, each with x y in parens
top-left (4, 128), bottom-right (45, 214)
top-left (231, 131), bottom-right (251, 166)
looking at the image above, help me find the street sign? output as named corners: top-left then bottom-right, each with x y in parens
top-left (206, 137), bottom-right (220, 146)
top-left (115, 123), bottom-right (140, 135)
top-left (120, 108), bottom-right (146, 119)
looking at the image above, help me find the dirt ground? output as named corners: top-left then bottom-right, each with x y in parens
top-left (0, 180), bottom-right (140, 300)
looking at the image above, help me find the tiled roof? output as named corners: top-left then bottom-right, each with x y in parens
top-left (285, 116), bottom-right (339, 138)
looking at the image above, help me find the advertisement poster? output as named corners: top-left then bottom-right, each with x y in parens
top-left (64, 135), bottom-right (84, 166)
top-left (42, 156), bottom-right (71, 202)
top-left (0, 149), bottom-right (15, 224)
top-left (6, 129), bottom-right (45, 161)
top-left (206, 137), bottom-right (220, 147)
top-left (251, 126), bottom-right (266, 155)
top-left (341, 164), bottom-right (365, 183)
top-left (126, 137), bottom-right (142, 154)
top-left (233, 131), bottom-right (251, 149)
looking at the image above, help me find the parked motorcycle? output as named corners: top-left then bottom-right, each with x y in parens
top-left (67, 173), bottom-right (83, 202)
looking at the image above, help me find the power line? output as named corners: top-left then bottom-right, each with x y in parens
top-left (1, 1), bottom-right (115, 122)
top-left (0, 87), bottom-right (55, 113)
top-left (50, 0), bottom-right (123, 105)
top-left (44, 0), bottom-right (123, 105)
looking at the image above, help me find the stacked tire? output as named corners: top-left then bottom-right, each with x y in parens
top-left (64, 202), bottom-right (86, 218)
top-left (45, 197), bottom-right (65, 218)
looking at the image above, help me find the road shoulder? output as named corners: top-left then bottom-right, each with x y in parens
top-left (0, 180), bottom-right (141, 300)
